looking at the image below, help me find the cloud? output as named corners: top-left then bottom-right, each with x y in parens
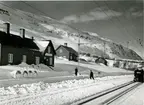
top-left (60, 8), bottom-right (122, 23)
top-left (131, 11), bottom-right (143, 17)
top-left (126, 6), bottom-right (143, 17)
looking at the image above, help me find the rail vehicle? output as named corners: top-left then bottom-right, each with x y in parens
top-left (134, 68), bottom-right (144, 83)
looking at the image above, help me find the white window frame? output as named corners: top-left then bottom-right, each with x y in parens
top-left (22, 55), bottom-right (27, 63)
top-left (8, 53), bottom-right (13, 63)
top-left (35, 56), bottom-right (40, 65)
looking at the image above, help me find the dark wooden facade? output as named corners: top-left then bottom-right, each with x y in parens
top-left (0, 25), bottom-right (56, 66)
top-left (56, 45), bottom-right (78, 62)
top-left (0, 45), bottom-right (41, 65)
top-left (40, 40), bottom-right (56, 67)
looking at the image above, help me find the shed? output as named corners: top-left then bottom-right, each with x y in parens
top-left (95, 57), bottom-right (108, 66)
top-left (56, 43), bottom-right (78, 61)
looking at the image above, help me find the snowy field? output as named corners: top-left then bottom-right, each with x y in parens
top-left (55, 58), bottom-right (133, 73)
top-left (0, 75), bottom-right (133, 105)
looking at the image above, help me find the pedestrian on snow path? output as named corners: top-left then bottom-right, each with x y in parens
top-left (90, 70), bottom-right (94, 80)
top-left (75, 67), bottom-right (78, 76)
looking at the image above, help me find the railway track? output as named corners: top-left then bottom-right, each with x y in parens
top-left (100, 82), bottom-right (141, 105)
top-left (71, 81), bottom-right (141, 105)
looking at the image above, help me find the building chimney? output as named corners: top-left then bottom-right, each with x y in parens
top-left (4, 23), bottom-right (10, 34)
top-left (64, 43), bottom-right (67, 46)
top-left (20, 28), bottom-right (25, 38)
top-left (31, 36), bottom-right (34, 41)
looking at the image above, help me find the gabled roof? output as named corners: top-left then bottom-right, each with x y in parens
top-left (57, 45), bottom-right (78, 56)
top-left (34, 40), bottom-right (50, 52)
top-left (0, 31), bottom-right (39, 50)
top-left (35, 40), bottom-right (56, 55)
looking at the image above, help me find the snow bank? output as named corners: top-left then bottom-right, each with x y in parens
top-left (0, 75), bottom-right (133, 105)
top-left (79, 55), bottom-right (95, 62)
top-left (18, 62), bottom-right (29, 67)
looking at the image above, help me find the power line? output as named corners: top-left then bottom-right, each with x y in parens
top-left (103, 1), bottom-right (143, 56)
top-left (105, 1), bottom-right (143, 47)
top-left (103, 1), bottom-right (132, 39)
top-left (0, 2), bottom-right (23, 18)
top-left (20, 1), bottom-right (54, 19)
top-left (93, 1), bottom-right (129, 46)
top-left (19, 1), bottom-right (84, 68)
top-left (93, 1), bottom-right (143, 58)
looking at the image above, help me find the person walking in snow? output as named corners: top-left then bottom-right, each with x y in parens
top-left (90, 70), bottom-right (94, 80)
top-left (75, 67), bottom-right (78, 76)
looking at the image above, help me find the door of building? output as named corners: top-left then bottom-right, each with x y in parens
top-left (49, 57), bottom-right (53, 66)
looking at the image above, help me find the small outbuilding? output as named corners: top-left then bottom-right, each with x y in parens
top-left (56, 43), bottom-right (78, 61)
top-left (95, 57), bottom-right (108, 66)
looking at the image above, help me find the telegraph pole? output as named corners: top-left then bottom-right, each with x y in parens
top-left (127, 41), bottom-right (129, 49)
top-left (103, 41), bottom-right (106, 58)
top-left (78, 33), bottom-right (80, 70)
top-left (138, 38), bottom-right (144, 59)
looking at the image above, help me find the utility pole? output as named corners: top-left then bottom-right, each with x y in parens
top-left (138, 38), bottom-right (144, 59)
top-left (77, 33), bottom-right (80, 70)
top-left (103, 41), bottom-right (106, 58)
top-left (127, 41), bottom-right (129, 49)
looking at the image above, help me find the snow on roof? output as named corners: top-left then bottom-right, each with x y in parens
top-left (34, 40), bottom-right (50, 52)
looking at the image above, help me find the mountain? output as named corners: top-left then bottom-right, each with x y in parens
top-left (0, 4), bottom-right (142, 60)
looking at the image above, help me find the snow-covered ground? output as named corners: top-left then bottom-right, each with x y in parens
top-left (55, 58), bottom-right (133, 73)
top-left (0, 75), bottom-right (133, 105)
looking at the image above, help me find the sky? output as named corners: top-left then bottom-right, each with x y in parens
top-left (3, 0), bottom-right (144, 58)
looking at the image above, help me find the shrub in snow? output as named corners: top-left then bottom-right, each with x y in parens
top-left (23, 71), bottom-right (28, 77)
top-left (10, 67), bottom-right (38, 78)
top-left (10, 70), bottom-right (22, 78)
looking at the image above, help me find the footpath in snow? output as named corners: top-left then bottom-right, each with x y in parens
top-left (0, 75), bottom-right (133, 105)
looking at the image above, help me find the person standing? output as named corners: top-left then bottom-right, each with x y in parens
top-left (75, 67), bottom-right (78, 76)
top-left (90, 70), bottom-right (94, 80)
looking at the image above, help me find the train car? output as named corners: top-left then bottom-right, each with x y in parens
top-left (134, 68), bottom-right (144, 83)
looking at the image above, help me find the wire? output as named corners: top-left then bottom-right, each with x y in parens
top-left (19, 1), bottom-right (54, 19)
top-left (102, 1), bottom-right (143, 49)
top-left (92, 1), bottom-right (129, 46)
top-left (0, 2), bottom-right (23, 18)
top-left (93, 1), bottom-right (143, 58)
top-left (104, 1), bottom-right (143, 47)
top-left (103, 1), bottom-right (143, 56)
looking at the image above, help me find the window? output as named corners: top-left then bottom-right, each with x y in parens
top-left (48, 46), bottom-right (51, 53)
top-left (35, 57), bottom-right (40, 65)
top-left (70, 54), bottom-right (72, 60)
top-left (22, 55), bottom-right (27, 63)
top-left (59, 49), bottom-right (63, 53)
top-left (8, 53), bottom-right (13, 63)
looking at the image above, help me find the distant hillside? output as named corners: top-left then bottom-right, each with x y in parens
top-left (0, 4), bottom-right (142, 60)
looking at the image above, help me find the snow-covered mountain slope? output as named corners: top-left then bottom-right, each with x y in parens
top-left (0, 4), bottom-right (142, 60)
